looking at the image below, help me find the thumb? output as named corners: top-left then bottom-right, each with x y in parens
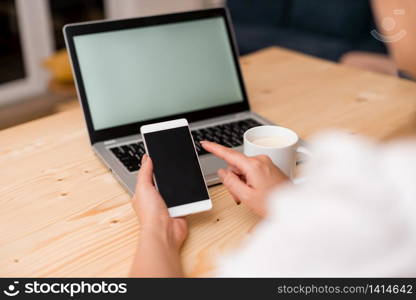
top-left (137, 154), bottom-right (154, 186)
top-left (218, 168), bottom-right (252, 203)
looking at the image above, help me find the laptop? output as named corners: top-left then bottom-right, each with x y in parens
top-left (64, 8), bottom-right (275, 194)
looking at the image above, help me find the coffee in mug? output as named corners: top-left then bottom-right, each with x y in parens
top-left (244, 125), bottom-right (305, 179)
top-left (251, 137), bottom-right (292, 148)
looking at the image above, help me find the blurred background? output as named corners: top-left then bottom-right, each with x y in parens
top-left (0, 0), bottom-right (393, 129)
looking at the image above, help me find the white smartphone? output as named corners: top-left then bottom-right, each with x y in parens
top-left (140, 118), bottom-right (212, 217)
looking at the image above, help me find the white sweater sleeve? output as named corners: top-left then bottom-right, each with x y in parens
top-left (216, 132), bottom-right (416, 277)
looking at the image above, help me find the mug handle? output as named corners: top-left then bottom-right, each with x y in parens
top-left (293, 140), bottom-right (312, 184)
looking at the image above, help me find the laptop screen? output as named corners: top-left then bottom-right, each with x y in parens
top-left (73, 16), bottom-right (244, 131)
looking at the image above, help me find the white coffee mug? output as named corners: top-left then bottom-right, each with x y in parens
top-left (243, 125), bottom-right (309, 179)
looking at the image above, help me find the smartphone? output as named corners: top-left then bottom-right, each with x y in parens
top-left (140, 119), bottom-right (212, 217)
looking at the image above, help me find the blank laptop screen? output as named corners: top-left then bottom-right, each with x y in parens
top-left (73, 17), bottom-right (244, 131)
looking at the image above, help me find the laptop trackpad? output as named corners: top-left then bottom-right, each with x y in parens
top-left (199, 146), bottom-right (243, 185)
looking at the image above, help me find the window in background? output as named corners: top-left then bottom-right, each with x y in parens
top-left (0, 0), bottom-right (26, 85)
top-left (48, 0), bottom-right (105, 50)
top-left (0, 0), bottom-right (209, 105)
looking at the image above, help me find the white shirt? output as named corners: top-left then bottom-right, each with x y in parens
top-left (217, 132), bottom-right (416, 277)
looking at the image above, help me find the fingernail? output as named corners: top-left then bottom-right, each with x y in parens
top-left (200, 140), bottom-right (208, 145)
top-left (142, 154), bottom-right (148, 164)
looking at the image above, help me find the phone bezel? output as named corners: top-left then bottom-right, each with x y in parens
top-left (140, 118), bottom-right (212, 217)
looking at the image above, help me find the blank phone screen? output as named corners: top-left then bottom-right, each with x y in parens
top-left (143, 126), bottom-right (209, 208)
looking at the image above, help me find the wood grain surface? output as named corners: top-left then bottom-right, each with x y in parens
top-left (1, 47), bottom-right (415, 277)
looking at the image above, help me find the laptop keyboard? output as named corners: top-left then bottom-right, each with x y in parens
top-left (109, 118), bottom-right (262, 172)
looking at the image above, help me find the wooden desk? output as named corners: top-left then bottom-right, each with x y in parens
top-left (1, 47), bottom-right (416, 277)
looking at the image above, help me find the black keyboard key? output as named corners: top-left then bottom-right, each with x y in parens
top-left (110, 147), bottom-right (124, 158)
top-left (205, 133), bottom-right (214, 141)
top-left (200, 129), bottom-right (209, 136)
top-left (213, 136), bottom-right (223, 144)
top-left (193, 131), bottom-right (203, 141)
top-left (130, 144), bottom-right (139, 152)
top-left (223, 128), bottom-right (232, 136)
top-left (189, 118), bottom-right (261, 151)
top-left (109, 142), bottom-right (144, 172)
top-left (120, 156), bottom-right (136, 163)
top-left (231, 126), bottom-right (241, 133)
top-left (230, 134), bottom-right (242, 143)
top-left (125, 157), bottom-right (140, 165)
top-left (247, 119), bottom-right (261, 127)
top-left (230, 140), bottom-right (241, 147)
top-left (127, 164), bottom-right (140, 172)
top-left (213, 131), bottom-right (222, 138)
top-left (121, 145), bottom-right (130, 152)
top-left (222, 139), bottom-right (234, 148)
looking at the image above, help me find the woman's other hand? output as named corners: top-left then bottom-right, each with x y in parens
top-left (201, 141), bottom-right (288, 217)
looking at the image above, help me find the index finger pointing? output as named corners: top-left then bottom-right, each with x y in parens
top-left (201, 141), bottom-right (251, 171)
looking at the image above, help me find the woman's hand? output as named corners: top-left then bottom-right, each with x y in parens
top-left (132, 154), bottom-right (187, 250)
top-left (130, 155), bottom-right (187, 277)
top-left (201, 141), bottom-right (288, 217)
